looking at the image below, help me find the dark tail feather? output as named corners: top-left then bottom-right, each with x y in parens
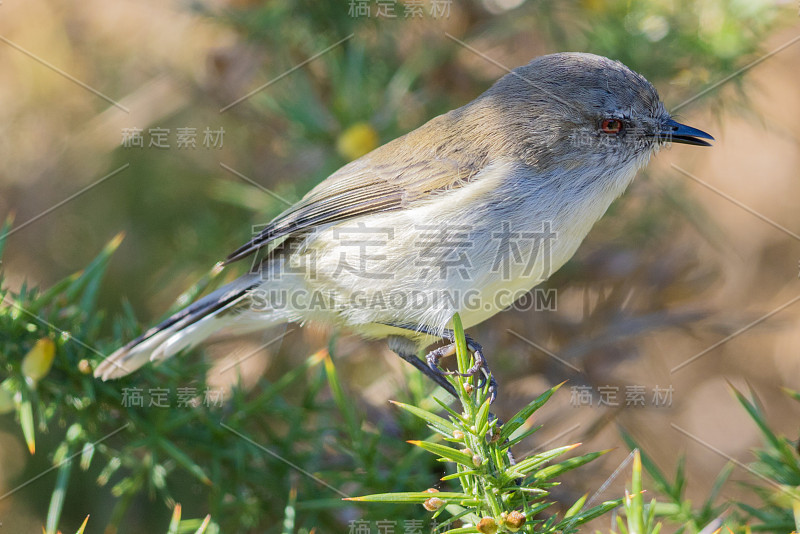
top-left (95, 275), bottom-right (260, 380)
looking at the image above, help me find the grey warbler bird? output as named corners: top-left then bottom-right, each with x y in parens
top-left (95, 52), bottom-right (713, 401)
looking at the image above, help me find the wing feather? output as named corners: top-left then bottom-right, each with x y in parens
top-left (224, 132), bottom-right (484, 264)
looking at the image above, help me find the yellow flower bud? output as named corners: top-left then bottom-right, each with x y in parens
top-left (336, 123), bottom-right (379, 161)
top-left (476, 517), bottom-right (498, 534)
top-left (22, 339), bottom-right (55, 383)
top-left (423, 497), bottom-right (444, 512)
top-left (504, 510), bottom-right (526, 531)
top-left (78, 359), bottom-right (92, 375)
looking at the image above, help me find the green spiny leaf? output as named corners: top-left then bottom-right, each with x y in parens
top-left (499, 382), bottom-right (564, 443)
top-left (620, 428), bottom-right (673, 498)
top-left (19, 381), bottom-right (36, 455)
top-left (168, 504), bottom-right (181, 534)
top-left (74, 515), bottom-right (90, 534)
top-left (733, 386), bottom-right (800, 477)
top-left (390, 400), bottom-right (457, 437)
top-left (281, 485), bottom-right (297, 534)
top-left (534, 450), bottom-right (612, 482)
top-left (474, 397), bottom-right (491, 437)
top-left (345, 491), bottom-right (477, 505)
top-left (409, 440), bottom-right (476, 467)
top-left (564, 493), bottom-right (588, 518)
top-left (628, 450), bottom-right (645, 534)
top-left (65, 232), bottom-right (124, 314)
top-left (45, 444), bottom-right (73, 534)
top-left (323, 351), bottom-right (360, 441)
top-left (158, 438), bottom-right (211, 486)
top-left (501, 443), bottom-right (580, 483)
top-left (451, 313), bottom-right (469, 377)
top-left (559, 499), bottom-right (622, 528)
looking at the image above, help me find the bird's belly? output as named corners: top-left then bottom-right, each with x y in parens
top-left (291, 206), bottom-right (579, 335)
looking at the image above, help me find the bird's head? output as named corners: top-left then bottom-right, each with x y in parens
top-left (480, 52), bottom-right (713, 173)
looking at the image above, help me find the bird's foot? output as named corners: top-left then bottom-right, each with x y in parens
top-left (424, 335), bottom-right (498, 403)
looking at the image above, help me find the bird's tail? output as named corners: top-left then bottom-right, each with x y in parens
top-left (94, 274), bottom-right (263, 381)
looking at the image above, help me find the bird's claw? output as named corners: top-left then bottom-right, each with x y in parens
top-left (425, 341), bottom-right (498, 403)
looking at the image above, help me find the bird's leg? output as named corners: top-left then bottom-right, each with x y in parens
top-left (387, 333), bottom-right (512, 464)
top-left (429, 334), bottom-right (498, 404)
top-left (386, 324), bottom-right (498, 403)
top-left (432, 351), bottom-right (512, 463)
top-left (388, 336), bottom-right (458, 398)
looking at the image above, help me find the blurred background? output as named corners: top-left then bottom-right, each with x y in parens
top-left (1, 0), bottom-right (800, 532)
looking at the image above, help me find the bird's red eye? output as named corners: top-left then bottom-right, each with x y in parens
top-left (601, 119), bottom-right (623, 134)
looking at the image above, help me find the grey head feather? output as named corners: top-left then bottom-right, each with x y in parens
top-left (456, 52), bottom-right (668, 170)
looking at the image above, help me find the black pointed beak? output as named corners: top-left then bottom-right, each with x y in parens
top-left (659, 118), bottom-right (714, 147)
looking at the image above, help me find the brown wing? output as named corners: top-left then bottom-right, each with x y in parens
top-left (224, 123), bottom-right (486, 264)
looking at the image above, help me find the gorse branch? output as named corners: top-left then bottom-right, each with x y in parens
top-left (348, 313), bottom-right (620, 533)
